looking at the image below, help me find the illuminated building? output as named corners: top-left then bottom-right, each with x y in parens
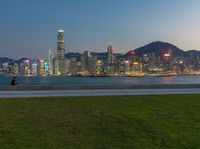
top-left (48, 50), bottom-right (53, 75)
top-left (127, 50), bottom-right (137, 62)
top-left (56, 30), bottom-right (66, 75)
top-left (107, 42), bottom-right (114, 64)
top-left (126, 50), bottom-right (140, 75)
top-left (19, 63), bottom-right (25, 75)
top-left (24, 59), bottom-right (30, 76)
top-left (118, 60), bottom-right (130, 75)
top-left (44, 60), bottom-right (49, 76)
top-left (38, 59), bottom-right (45, 76)
top-left (69, 57), bottom-right (78, 75)
top-left (124, 60), bottom-right (130, 74)
top-left (2, 62), bottom-right (9, 74)
top-left (141, 54), bottom-right (150, 73)
top-left (119, 61), bottom-right (125, 74)
top-left (106, 43), bottom-right (115, 75)
top-left (95, 60), bottom-right (104, 75)
top-left (31, 60), bottom-right (38, 76)
top-left (148, 53), bottom-right (157, 72)
top-left (163, 49), bottom-right (173, 61)
top-left (12, 63), bottom-right (19, 75)
top-left (77, 61), bottom-right (82, 75)
top-left (163, 49), bottom-right (173, 72)
top-left (54, 55), bottom-right (59, 75)
top-left (82, 51), bottom-right (95, 75)
top-left (65, 59), bottom-right (70, 75)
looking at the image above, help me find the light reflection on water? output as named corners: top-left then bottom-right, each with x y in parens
top-left (0, 76), bottom-right (200, 85)
top-left (161, 77), bottom-right (174, 84)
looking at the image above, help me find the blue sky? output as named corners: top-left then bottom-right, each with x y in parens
top-left (0, 0), bottom-right (200, 59)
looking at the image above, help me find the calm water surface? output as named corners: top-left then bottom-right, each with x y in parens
top-left (1, 76), bottom-right (200, 85)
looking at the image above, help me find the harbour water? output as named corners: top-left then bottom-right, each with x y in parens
top-left (1, 76), bottom-right (200, 86)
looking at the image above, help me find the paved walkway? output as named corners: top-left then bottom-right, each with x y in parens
top-left (0, 88), bottom-right (200, 98)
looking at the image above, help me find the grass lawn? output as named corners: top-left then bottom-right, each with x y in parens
top-left (0, 95), bottom-right (200, 149)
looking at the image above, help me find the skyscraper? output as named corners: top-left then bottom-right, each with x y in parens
top-left (56, 30), bottom-right (66, 74)
top-left (48, 50), bottom-right (53, 75)
top-left (107, 42), bottom-right (114, 65)
top-left (82, 51), bottom-right (95, 75)
top-left (106, 42), bottom-right (115, 75)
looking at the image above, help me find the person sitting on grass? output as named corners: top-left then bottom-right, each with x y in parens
top-left (11, 76), bottom-right (18, 86)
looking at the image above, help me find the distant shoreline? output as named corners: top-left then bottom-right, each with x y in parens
top-left (1, 74), bottom-right (200, 78)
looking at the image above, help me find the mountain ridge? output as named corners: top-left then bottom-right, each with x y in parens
top-left (133, 41), bottom-right (188, 57)
top-left (1, 41), bottom-right (200, 62)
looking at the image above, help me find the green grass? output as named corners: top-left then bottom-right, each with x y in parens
top-left (0, 95), bottom-right (200, 149)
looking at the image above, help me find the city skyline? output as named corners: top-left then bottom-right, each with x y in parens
top-left (1, 0), bottom-right (200, 59)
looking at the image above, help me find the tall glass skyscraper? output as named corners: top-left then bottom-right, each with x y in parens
top-left (56, 30), bottom-right (66, 74)
top-left (106, 42), bottom-right (115, 75)
top-left (107, 42), bottom-right (114, 65)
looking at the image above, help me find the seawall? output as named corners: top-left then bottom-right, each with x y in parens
top-left (1, 84), bottom-right (200, 91)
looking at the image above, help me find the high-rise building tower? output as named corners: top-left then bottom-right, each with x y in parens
top-left (107, 42), bottom-right (114, 65)
top-left (106, 42), bottom-right (115, 75)
top-left (82, 51), bottom-right (95, 75)
top-left (48, 50), bottom-right (53, 75)
top-left (57, 30), bottom-right (66, 74)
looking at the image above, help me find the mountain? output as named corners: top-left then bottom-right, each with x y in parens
top-left (65, 53), bottom-right (82, 61)
top-left (91, 52), bottom-right (107, 61)
top-left (0, 57), bottom-right (15, 63)
top-left (1, 41), bottom-right (200, 63)
top-left (130, 41), bottom-right (189, 57)
top-left (17, 57), bottom-right (31, 63)
top-left (186, 50), bottom-right (200, 57)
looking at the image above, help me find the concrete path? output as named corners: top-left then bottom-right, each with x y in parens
top-left (0, 88), bottom-right (200, 98)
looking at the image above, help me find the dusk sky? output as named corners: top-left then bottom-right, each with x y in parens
top-left (1, 0), bottom-right (200, 59)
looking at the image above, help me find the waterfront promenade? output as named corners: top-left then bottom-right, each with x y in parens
top-left (1, 84), bottom-right (200, 98)
top-left (1, 83), bottom-right (200, 91)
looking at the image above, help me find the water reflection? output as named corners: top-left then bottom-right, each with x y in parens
top-left (161, 77), bottom-right (174, 84)
top-left (120, 77), bottom-right (140, 84)
top-left (0, 76), bottom-right (200, 85)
